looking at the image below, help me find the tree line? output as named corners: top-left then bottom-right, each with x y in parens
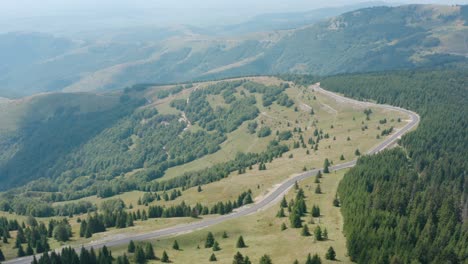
top-left (321, 69), bottom-right (467, 263)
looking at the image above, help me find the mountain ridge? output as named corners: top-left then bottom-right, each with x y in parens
top-left (0, 4), bottom-right (467, 98)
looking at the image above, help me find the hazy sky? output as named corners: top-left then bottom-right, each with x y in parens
top-left (2, 0), bottom-right (467, 16)
top-left (1, 0), bottom-right (467, 33)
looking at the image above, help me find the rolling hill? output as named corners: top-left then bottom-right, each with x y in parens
top-left (0, 4), bottom-right (467, 97)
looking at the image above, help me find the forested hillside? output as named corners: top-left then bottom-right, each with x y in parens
top-left (0, 80), bottom-right (300, 216)
top-left (0, 92), bottom-right (135, 187)
top-left (320, 70), bottom-right (467, 263)
top-left (1, 5), bottom-right (467, 97)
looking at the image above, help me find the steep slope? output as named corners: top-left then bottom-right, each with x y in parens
top-left (0, 92), bottom-right (142, 189)
top-left (88, 4), bottom-right (468, 88)
top-left (1, 4), bottom-right (467, 97)
top-left (225, 5), bottom-right (468, 76)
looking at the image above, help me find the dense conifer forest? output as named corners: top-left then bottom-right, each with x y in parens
top-left (320, 70), bottom-right (467, 263)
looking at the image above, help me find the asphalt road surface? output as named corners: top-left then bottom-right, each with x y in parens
top-left (6, 85), bottom-right (420, 264)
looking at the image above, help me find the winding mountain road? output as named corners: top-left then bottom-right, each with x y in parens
top-left (6, 84), bottom-right (420, 264)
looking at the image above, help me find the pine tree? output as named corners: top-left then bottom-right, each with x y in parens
top-left (312, 205), bottom-right (321, 217)
top-left (79, 220), bottom-right (87, 237)
top-left (128, 240), bottom-right (135, 253)
top-left (145, 242), bottom-right (155, 260)
top-left (311, 254), bottom-right (322, 264)
top-left (277, 207), bottom-right (286, 218)
top-left (14, 235), bottom-right (21, 248)
top-left (26, 242), bottom-right (34, 256)
top-left (242, 193), bottom-right (253, 205)
top-left (117, 254), bottom-right (130, 264)
top-left (17, 244), bottom-right (25, 257)
top-left (99, 246), bottom-right (113, 264)
top-left (205, 232), bottom-right (215, 248)
top-left (293, 260), bottom-right (299, 264)
top-left (296, 188), bottom-right (305, 200)
top-left (36, 239), bottom-right (44, 254)
top-left (281, 222), bottom-right (287, 231)
top-left (355, 149), bottom-right (361, 156)
top-left (173, 240), bottom-right (180, 250)
top-left (79, 246), bottom-right (90, 264)
top-left (134, 246), bottom-right (146, 264)
top-left (236, 235), bottom-right (246, 248)
top-left (233, 252), bottom-right (245, 264)
top-left (314, 175), bottom-right (320, 183)
top-left (90, 247), bottom-right (97, 263)
top-left (0, 248), bottom-right (5, 261)
top-left (212, 241), bottom-right (221, 251)
top-left (281, 196), bottom-right (288, 208)
top-left (301, 224), bottom-right (311, 236)
top-left (315, 184), bottom-right (322, 194)
top-left (317, 170), bottom-right (322, 178)
top-left (323, 159), bottom-right (330, 173)
top-left (333, 195), bottom-right (340, 207)
top-left (85, 226), bottom-right (92, 238)
top-left (209, 253), bottom-right (217, 261)
top-left (289, 209), bottom-right (302, 228)
top-left (314, 226), bottom-right (323, 241)
top-left (222, 231), bottom-right (228, 238)
top-left (198, 185), bottom-right (202, 192)
top-left (259, 255), bottom-right (273, 264)
top-left (326, 247), bottom-right (336, 260)
top-left (306, 253), bottom-right (313, 264)
top-left (296, 198), bottom-right (307, 215)
top-left (17, 227), bottom-right (26, 243)
top-left (340, 154), bottom-right (345, 160)
top-left (161, 251), bottom-right (170, 263)
top-left (322, 228), bottom-right (328, 240)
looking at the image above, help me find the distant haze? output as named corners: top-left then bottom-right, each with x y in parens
top-left (1, 0), bottom-right (467, 33)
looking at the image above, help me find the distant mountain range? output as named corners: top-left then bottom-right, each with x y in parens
top-left (0, 4), bottom-right (467, 97)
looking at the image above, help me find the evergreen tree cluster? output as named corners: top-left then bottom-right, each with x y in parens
top-left (285, 187), bottom-right (308, 228)
top-left (304, 253), bottom-right (322, 264)
top-left (232, 251), bottom-right (252, 264)
top-left (79, 200), bottom-right (134, 238)
top-left (171, 80), bottom-right (258, 133)
top-left (242, 81), bottom-right (291, 107)
top-left (0, 216), bottom-right (19, 243)
top-left (138, 189), bottom-right (182, 205)
top-left (7, 217), bottom-right (71, 258)
top-left (31, 246), bottom-right (122, 264)
top-left (143, 190), bottom-right (254, 219)
top-left (143, 140), bottom-right (288, 192)
top-left (321, 70), bottom-right (468, 263)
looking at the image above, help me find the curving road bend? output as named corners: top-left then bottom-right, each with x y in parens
top-left (6, 85), bottom-right (420, 264)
